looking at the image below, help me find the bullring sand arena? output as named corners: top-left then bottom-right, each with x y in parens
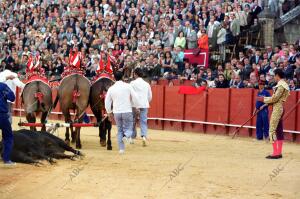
top-left (0, 118), bottom-right (300, 199)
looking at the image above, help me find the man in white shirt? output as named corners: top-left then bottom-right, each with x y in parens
top-left (105, 71), bottom-right (139, 154)
top-left (130, 68), bottom-right (152, 146)
top-left (0, 68), bottom-right (25, 123)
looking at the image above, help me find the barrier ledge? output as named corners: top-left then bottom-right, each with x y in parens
top-left (147, 117), bottom-right (300, 134)
top-left (13, 109), bottom-right (300, 135)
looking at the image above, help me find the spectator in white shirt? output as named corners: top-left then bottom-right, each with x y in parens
top-left (105, 71), bottom-right (139, 154)
top-left (0, 67), bottom-right (25, 123)
top-left (130, 68), bottom-right (152, 146)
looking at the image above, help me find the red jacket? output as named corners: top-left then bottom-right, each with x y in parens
top-left (197, 34), bottom-right (209, 50)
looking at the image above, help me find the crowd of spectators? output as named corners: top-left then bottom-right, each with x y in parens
top-left (0, 0), bottom-right (299, 90)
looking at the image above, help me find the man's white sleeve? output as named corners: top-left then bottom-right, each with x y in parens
top-left (130, 85), bottom-right (140, 107)
top-left (0, 75), bottom-right (6, 82)
top-left (148, 84), bottom-right (152, 102)
top-left (105, 89), bottom-right (113, 114)
top-left (13, 78), bottom-right (25, 89)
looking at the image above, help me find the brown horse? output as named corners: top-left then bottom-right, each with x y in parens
top-left (54, 74), bottom-right (90, 149)
top-left (22, 80), bottom-right (53, 131)
top-left (90, 53), bottom-right (118, 150)
top-left (90, 76), bottom-right (114, 150)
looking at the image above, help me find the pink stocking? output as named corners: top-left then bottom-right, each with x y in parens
top-left (272, 141), bottom-right (278, 156)
top-left (277, 140), bottom-right (283, 155)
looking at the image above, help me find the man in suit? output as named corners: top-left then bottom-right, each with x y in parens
top-left (186, 27), bottom-right (198, 49)
top-left (230, 13), bottom-right (240, 38)
top-left (162, 27), bottom-right (175, 48)
top-left (266, 45), bottom-right (274, 61)
top-left (173, 19), bottom-right (183, 39)
top-left (207, 17), bottom-right (220, 49)
top-left (231, 74), bottom-right (245, 88)
top-left (250, 49), bottom-right (263, 65)
top-left (251, 1), bottom-right (262, 19)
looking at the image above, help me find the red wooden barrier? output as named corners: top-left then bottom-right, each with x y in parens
top-left (206, 88), bottom-right (230, 135)
top-left (229, 89), bottom-right (253, 137)
top-left (148, 85), bottom-right (165, 130)
top-left (296, 92), bottom-right (300, 142)
top-left (283, 91), bottom-right (297, 141)
top-left (163, 86), bottom-right (184, 131)
top-left (184, 91), bottom-right (207, 132)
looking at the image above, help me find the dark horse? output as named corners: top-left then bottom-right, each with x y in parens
top-left (90, 76), bottom-right (114, 150)
top-left (22, 80), bottom-right (52, 131)
top-left (54, 74), bottom-right (90, 149)
top-left (90, 53), bottom-right (117, 150)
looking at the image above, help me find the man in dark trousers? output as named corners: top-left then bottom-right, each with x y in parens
top-left (254, 80), bottom-right (271, 140)
top-left (0, 82), bottom-right (16, 165)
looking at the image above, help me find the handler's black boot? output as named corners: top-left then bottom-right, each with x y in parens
top-left (265, 155), bottom-right (280, 159)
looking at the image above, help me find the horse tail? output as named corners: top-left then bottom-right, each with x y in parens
top-left (52, 94), bottom-right (59, 110)
top-left (35, 81), bottom-right (47, 112)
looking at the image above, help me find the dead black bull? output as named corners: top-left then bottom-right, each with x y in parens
top-left (0, 129), bottom-right (83, 165)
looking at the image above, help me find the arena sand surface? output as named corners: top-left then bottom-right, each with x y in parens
top-left (0, 118), bottom-right (300, 199)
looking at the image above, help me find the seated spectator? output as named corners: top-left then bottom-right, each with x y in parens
top-left (231, 74), bottom-right (245, 88)
top-left (266, 73), bottom-right (277, 88)
top-left (172, 47), bottom-right (185, 75)
top-left (236, 61), bottom-right (247, 81)
top-left (289, 79), bottom-right (298, 91)
top-left (161, 52), bottom-right (173, 75)
top-left (182, 62), bottom-right (193, 80)
top-left (250, 49), bottom-right (263, 65)
top-left (224, 62), bottom-right (233, 81)
top-left (215, 74), bottom-right (229, 88)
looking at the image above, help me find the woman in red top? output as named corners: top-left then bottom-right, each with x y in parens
top-left (197, 29), bottom-right (209, 50)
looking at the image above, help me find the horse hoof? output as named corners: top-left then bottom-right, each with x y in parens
top-left (107, 146), bottom-right (112, 150)
top-left (76, 145), bottom-right (82, 149)
top-left (100, 140), bottom-right (106, 147)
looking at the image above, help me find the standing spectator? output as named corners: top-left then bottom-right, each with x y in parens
top-left (0, 82), bottom-right (16, 165)
top-left (235, 5), bottom-right (248, 31)
top-left (217, 22), bottom-right (227, 62)
top-left (162, 27), bottom-right (175, 48)
top-left (130, 68), bottom-right (152, 146)
top-left (197, 29), bottom-right (209, 51)
top-left (254, 80), bottom-right (270, 140)
top-left (209, 20), bottom-right (220, 49)
top-left (229, 13), bottom-right (240, 40)
top-left (174, 31), bottom-right (186, 49)
top-left (269, 0), bottom-right (279, 16)
top-left (186, 27), bottom-right (198, 49)
top-left (105, 71), bottom-right (139, 154)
